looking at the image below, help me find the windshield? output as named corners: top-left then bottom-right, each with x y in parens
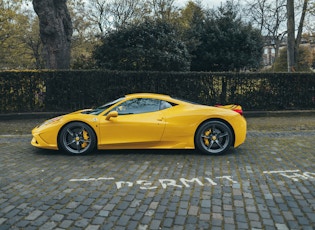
top-left (82, 97), bottom-right (125, 115)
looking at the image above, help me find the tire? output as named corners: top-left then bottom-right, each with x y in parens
top-left (195, 120), bottom-right (233, 155)
top-left (58, 122), bottom-right (96, 155)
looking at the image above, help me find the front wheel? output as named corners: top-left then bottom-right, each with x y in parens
top-left (195, 120), bottom-right (233, 155)
top-left (58, 122), bottom-right (96, 155)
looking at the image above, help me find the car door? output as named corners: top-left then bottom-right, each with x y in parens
top-left (98, 98), bottom-right (166, 148)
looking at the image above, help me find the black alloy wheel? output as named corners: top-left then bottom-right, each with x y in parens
top-left (195, 120), bottom-right (233, 154)
top-left (58, 122), bottom-right (96, 155)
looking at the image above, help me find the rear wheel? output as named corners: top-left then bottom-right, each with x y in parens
top-left (195, 120), bottom-right (233, 154)
top-left (58, 122), bottom-right (96, 155)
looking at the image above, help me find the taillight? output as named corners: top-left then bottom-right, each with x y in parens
top-left (233, 109), bottom-right (243, 116)
top-left (215, 104), bottom-right (243, 116)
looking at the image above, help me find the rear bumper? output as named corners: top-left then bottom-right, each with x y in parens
top-left (232, 116), bottom-right (247, 148)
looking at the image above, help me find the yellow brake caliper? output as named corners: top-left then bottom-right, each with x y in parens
top-left (81, 130), bottom-right (89, 148)
top-left (204, 130), bottom-right (211, 146)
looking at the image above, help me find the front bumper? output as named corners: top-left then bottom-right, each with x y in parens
top-left (31, 135), bottom-right (58, 150)
top-left (31, 127), bottom-right (59, 150)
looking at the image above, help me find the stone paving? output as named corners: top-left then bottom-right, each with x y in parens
top-left (0, 116), bottom-right (314, 229)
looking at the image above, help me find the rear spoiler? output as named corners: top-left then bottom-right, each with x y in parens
top-left (215, 104), bottom-right (243, 115)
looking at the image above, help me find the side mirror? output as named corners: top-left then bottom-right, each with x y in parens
top-left (105, 111), bottom-right (118, 120)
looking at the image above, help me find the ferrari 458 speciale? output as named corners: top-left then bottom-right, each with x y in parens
top-left (31, 93), bottom-right (246, 155)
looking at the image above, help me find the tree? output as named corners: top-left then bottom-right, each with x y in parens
top-left (245, 0), bottom-right (287, 66)
top-left (246, 0), bottom-right (310, 72)
top-left (294, 0), bottom-right (309, 71)
top-left (178, 1), bottom-right (205, 55)
top-left (109, 0), bottom-right (148, 29)
top-left (68, 0), bottom-right (98, 69)
top-left (87, 0), bottom-right (148, 35)
top-left (190, 1), bottom-right (264, 71)
top-left (93, 19), bottom-right (190, 71)
top-left (273, 46), bottom-right (312, 72)
top-left (0, 0), bottom-right (28, 68)
top-left (20, 16), bottom-right (43, 69)
top-left (32, 0), bottom-right (73, 69)
top-left (86, 0), bottom-right (109, 35)
top-left (286, 0), bottom-right (309, 72)
top-left (149, 0), bottom-right (178, 21)
top-left (287, 0), bottom-right (295, 72)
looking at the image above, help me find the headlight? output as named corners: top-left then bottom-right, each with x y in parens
top-left (38, 116), bottom-right (64, 128)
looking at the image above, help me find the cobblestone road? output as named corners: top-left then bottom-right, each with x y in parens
top-left (0, 116), bottom-right (314, 229)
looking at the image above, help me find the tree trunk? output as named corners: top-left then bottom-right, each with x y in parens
top-left (294, 0), bottom-right (309, 70)
top-left (33, 0), bottom-right (73, 69)
top-left (286, 0), bottom-right (295, 72)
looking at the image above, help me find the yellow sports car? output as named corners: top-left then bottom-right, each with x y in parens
top-left (31, 93), bottom-right (246, 155)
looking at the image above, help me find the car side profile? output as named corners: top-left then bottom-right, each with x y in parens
top-left (31, 93), bottom-right (246, 155)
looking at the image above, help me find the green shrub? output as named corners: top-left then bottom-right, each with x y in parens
top-left (0, 70), bottom-right (314, 113)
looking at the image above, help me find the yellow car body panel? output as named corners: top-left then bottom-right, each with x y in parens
top-left (98, 110), bottom-right (166, 148)
top-left (31, 93), bottom-right (246, 153)
top-left (158, 103), bottom-right (246, 149)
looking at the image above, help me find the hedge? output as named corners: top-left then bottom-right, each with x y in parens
top-left (0, 70), bottom-right (314, 113)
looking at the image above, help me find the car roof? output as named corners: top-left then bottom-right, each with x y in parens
top-left (124, 93), bottom-right (197, 105)
top-left (125, 93), bottom-right (172, 100)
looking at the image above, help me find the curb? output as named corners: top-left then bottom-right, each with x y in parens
top-left (0, 112), bottom-right (67, 120)
top-left (244, 110), bottom-right (315, 117)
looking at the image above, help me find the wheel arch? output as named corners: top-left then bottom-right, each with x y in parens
top-left (194, 118), bottom-right (236, 147)
top-left (57, 120), bottom-right (98, 149)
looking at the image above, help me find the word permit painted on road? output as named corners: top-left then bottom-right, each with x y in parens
top-left (70, 176), bottom-right (237, 190)
top-left (263, 170), bottom-right (315, 182)
top-left (69, 169), bottom-right (315, 190)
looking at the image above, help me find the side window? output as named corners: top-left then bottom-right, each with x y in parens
top-left (159, 100), bottom-right (173, 110)
top-left (112, 98), bottom-right (160, 115)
